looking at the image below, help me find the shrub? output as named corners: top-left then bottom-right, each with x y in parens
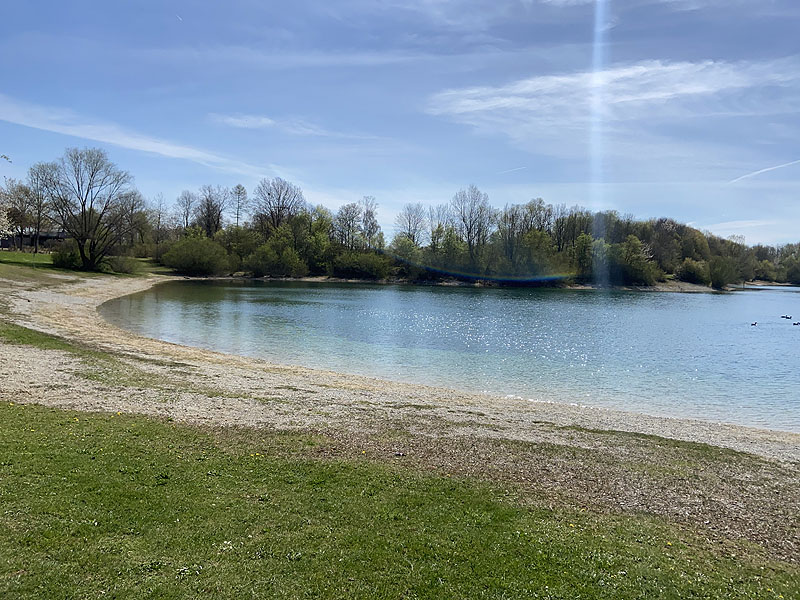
top-left (333, 252), bottom-right (391, 279)
top-left (162, 237), bottom-right (231, 276)
top-left (676, 258), bottom-right (710, 286)
top-left (244, 245), bottom-right (308, 278)
top-left (106, 255), bottom-right (140, 274)
top-left (708, 256), bottom-right (739, 290)
top-left (51, 241), bottom-right (81, 270)
top-left (608, 236), bottom-right (663, 286)
top-left (130, 242), bottom-right (153, 259)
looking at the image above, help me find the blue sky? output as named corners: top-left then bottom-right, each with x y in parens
top-left (1, 0), bottom-right (798, 244)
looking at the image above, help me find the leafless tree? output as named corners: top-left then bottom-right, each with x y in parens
top-left (26, 163), bottom-right (54, 252)
top-left (44, 147), bottom-right (143, 270)
top-left (551, 203), bottom-right (569, 252)
top-left (521, 198), bottom-right (553, 233)
top-left (231, 183), bottom-right (249, 227)
top-left (149, 193), bottom-right (170, 260)
top-left (360, 196), bottom-right (380, 248)
top-left (1, 178), bottom-right (32, 250)
top-left (334, 202), bottom-right (362, 250)
top-left (451, 185), bottom-right (494, 266)
top-left (253, 177), bottom-right (305, 234)
top-left (194, 184), bottom-right (229, 237)
top-left (395, 202), bottom-right (426, 246)
top-left (497, 204), bottom-right (524, 266)
top-left (175, 190), bottom-right (197, 231)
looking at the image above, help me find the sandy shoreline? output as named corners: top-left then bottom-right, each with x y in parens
top-left (2, 270), bottom-right (798, 463)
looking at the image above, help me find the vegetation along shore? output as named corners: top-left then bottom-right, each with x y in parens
top-left (2, 147), bottom-right (799, 290)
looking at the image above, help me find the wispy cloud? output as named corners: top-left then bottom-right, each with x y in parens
top-left (140, 46), bottom-right (423, 70)
top-left (209, 113), bottom-right (378, 139)
top-left (728, 158), bottom-right (800, 184)
top-left (427, 58), bottom-right (800, 177)
top-left (0, 93), bottom-right (280, 179)
top-left (703, 219), bottom-right (777, 230)
top-left (429, 59), bottom-right (795, 121)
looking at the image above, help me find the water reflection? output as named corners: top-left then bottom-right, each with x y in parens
top-left (99, 280), bottom-right (800, 432)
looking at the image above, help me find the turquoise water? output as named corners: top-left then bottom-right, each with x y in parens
top-left (99, 281), bottom-right (800, 432)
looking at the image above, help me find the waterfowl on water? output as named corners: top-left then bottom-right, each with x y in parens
top-left (751, 322), bottom-right (758, 326)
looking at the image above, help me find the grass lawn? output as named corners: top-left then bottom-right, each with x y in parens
top-left (0, 403), bottom-right (796, 599)
top-left (0, 249), bottom-right (173, 277)
top-left (0, 249), bottom-right (55, 268)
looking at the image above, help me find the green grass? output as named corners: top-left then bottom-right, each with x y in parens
top-left (0, 403), bottom-right (796, 599)
top-left (0, 250), bottom-right (174, 277)
top-left (0, 250), bottom-right (55, 268)
top-left (0, 320), bottom-right (77, 352)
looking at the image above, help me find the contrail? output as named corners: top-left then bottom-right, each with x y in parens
top-left (497, 166), bottom-right (527, 175)
top-left (729, 158), bottom-right (800, 184)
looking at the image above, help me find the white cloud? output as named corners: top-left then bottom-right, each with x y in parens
top-left (703, 219), bottom-right (777, 230)
top-left (140, 46), bottom-right (423, 70)
top-left (209, 113), bottom-right (379, 140)
top-left (427, 58), bottom-right (800, 178)
top-left (0, 93), bottom-right (280, 179)
top-left (210, 114), bottom-right (277, 129)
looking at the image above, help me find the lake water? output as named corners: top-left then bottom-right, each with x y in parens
top-left (99, 280), bottom-right (800, 432)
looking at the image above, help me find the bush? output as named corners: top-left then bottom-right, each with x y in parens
top-left (608, 236), bottom-right (662, 286)
top-left (708, 256), bottom-right (739, 290)
top-left (130, 242), bottom-right (153, 259)
top-left (51, 241), bottom-right (81, 270)
top-left (676, 258), bottom-right (710, 286)
top-left (244, 245), bottom-right (308, 278)
top-left (106, 255), bottom-right (140, 274)
top-left (162, 237), bottom-right (231, 276)
top-left (332, 252), bottom-right (391, 280)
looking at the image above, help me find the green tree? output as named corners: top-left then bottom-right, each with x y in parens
top-left (572, 233), bottom-right (594, 281)
top-left (677, 258), bottom-right (711, 286)
top-left (708, 256), bottom-right (738, 289)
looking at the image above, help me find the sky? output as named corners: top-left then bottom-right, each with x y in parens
top-left (1, 0), bottom-right (798, 245)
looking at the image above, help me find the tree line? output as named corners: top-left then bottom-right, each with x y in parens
top-left (2, 147), bottom-right (799, 288)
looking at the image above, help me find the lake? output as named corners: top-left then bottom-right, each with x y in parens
top-left (99, 280), bottom-right (800, 432)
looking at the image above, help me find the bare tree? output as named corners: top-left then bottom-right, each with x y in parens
top-left (497, 204), bottom-right (524, 266)
top-left (360, 196), bottom-right (380, 248)
top-left (26, 163), bottom-right (54, 253)
top-left (149, 193), bottom-right (169, 260)
top-left (231, 183), bottom-right (249, 227)
top-left (395, 202), bottom-right (426, 246)
top-left (175, 190), bottom-right (197, 231)
top-left (551, 203), bottom-right (569, 252)
top-left (252, 177), bottom-right (305, 234)
top-left (44, 147), bottom-right (143, 270)
top-left (194, 184), bottom-right (229, 237)
top-left (334, 202), bottom-right (362, 250)
top-left (1, 178), bottom-right (32, 250)
top-left (451, 184), bottom-right (493, 267)
top-left (521, 198), bottom-right (553, 233)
